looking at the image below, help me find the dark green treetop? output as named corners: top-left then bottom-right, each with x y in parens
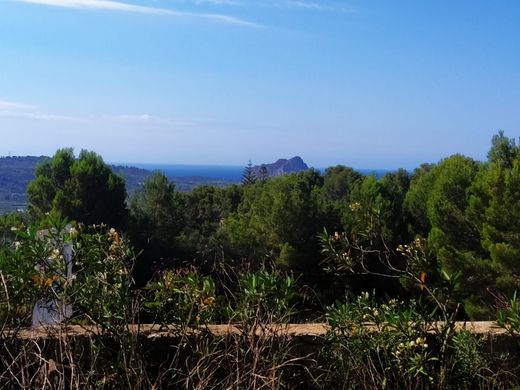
top-left (241, 160), bottom-right (257, 186)
top-left (225, 170), bottom-right (326, 270)
top-left (322, 165), bottom-right (362, 202)
top-left (128, 171), bottom-right (184, 256)
top-left (487, 130), bottom-right (518, 169)
top-left (27, 148), bottom-right (127, 228)
top-left (258, 164), bottom-right (269, 181)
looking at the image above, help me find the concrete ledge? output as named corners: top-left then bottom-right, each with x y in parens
top-left (4, 321), bottom-right (509, 340)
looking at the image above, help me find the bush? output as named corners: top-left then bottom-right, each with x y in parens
top-left (320, 292), bottom-right (514, 389)
top-left (143, 270), bottom-right (218, 326)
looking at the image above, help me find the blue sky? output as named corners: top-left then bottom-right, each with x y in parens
top-left (1, 0), bottom-right (519, 168)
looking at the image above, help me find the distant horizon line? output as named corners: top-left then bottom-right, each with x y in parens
top-left (0, 154), bottom-right (404, 171)
top-left (0, 153), bottom-right (489, 170)
top-left (108, 162), bottom-right (403, 173)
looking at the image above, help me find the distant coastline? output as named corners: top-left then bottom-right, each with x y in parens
top-left (0, 156), bottom-right (400, 214)
top-left (127, 163), bottom-right (245, 182)
top-left (118, 163), bottom-right (396, 182)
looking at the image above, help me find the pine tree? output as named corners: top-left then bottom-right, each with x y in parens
top-left (27, 148), bottom-right (127, 228)
top-left (241, 160), bottom-right (257, 186)
top-left (258, 164), bottom-right (269, 181)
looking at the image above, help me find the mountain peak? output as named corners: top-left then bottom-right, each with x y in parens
top-left (252, 156), bottom-right (309, 178)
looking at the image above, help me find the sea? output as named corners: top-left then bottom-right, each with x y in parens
top-left (131, 164), bottom-right (246, 182)
top-left (128, 163), bottom-right (393, 182)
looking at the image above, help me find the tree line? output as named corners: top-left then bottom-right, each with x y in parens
top-left (2, 131), bottom-right (520, 319)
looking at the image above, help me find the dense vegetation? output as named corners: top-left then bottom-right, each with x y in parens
top-left (2, 217), bottom-right (520, 388)
top-left (0, 155), bottom-right (233, 213)
top-left (2, 132), bottom-right (520, 388)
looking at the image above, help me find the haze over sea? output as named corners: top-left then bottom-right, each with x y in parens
top-left (126, 163), bottom-right (392, 182)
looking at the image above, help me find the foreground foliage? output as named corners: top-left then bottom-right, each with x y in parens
top-left (1, 219), bottom-right (520, 389)
top-left (3, 132), bottom-right (520, 387)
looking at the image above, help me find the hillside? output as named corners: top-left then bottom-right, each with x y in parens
top-left (0, 156), bottom-right (45, 213)
top-left (0, 156), bottom-right (233, 213)
top-left (0, 156), bottom-right (311, 213)
top-left (0, 156), bottom-right (154, 213)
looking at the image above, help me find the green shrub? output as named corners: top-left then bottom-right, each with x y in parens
top-left (320, 292), bottom-right (514, 389)
top-left (498, 292), bottom-right (520, 335)
top-left (143, 270), bottom-right (218, 326)
top-left (226, 270), bottom-right (297, 324)
top-left (322, 292), bottom-right (436, 388)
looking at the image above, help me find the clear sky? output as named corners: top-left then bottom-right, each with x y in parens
top-left (1, 0), bottom-right (519, 169)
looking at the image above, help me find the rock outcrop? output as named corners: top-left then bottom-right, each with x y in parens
top-left (252, 156), bottom-right (309, 178)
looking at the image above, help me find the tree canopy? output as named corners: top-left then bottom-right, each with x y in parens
top-left (27, 149), bottom-right (127, 228)
top-left (14, 132), bottom-right (520, 320)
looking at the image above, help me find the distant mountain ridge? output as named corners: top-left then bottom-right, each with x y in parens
top-left (0, 156), bottom-right (235, 213)
top-left (252, 156), bottom-right (309, 178)
top-left (0, 156), bottom-right (155, 213)
top-left (0, 155), bottom-right (310, 213)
